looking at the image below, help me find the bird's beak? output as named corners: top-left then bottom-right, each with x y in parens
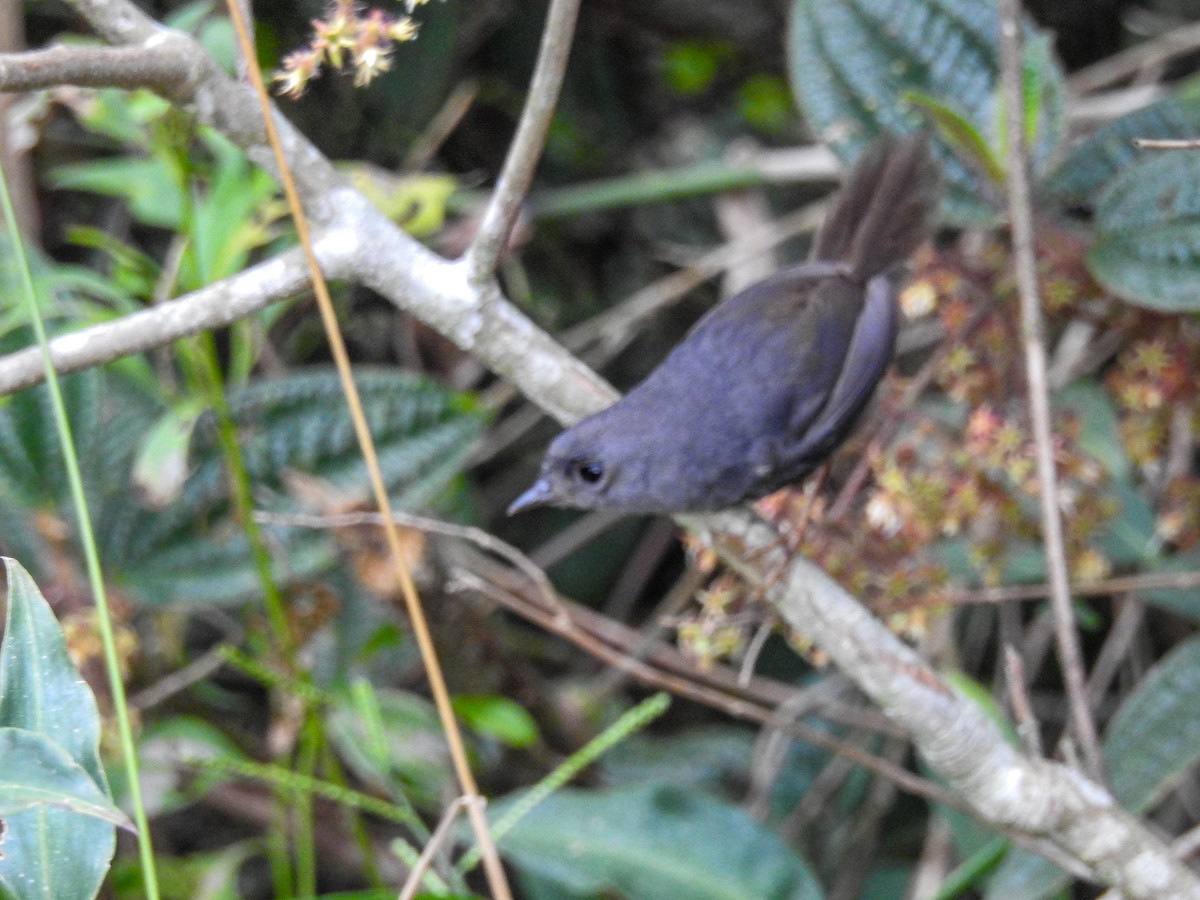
top-left (507, 478), bottom-right (556, 515)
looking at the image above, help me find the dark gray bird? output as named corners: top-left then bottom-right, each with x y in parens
top-left (509, 135), bottom-right (939, 515)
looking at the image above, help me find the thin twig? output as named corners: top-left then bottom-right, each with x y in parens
top-left (462, 544), bottom-right (899, 736)
top-left (1070, 19), bottom-right (1200, 94)
top-left (397, 796), bottom-right (476, 900)
top-left (1132, 137), bottom-right (1200, 149)
top-left (1004, 644), bottom-right (1044, 758)
top-left (255, 508), bottom-right (567, 623)
top-left (404, 79), bottom-right (480, 172)
top-left (1086, 599), bottom-right (1146, 706)
top-left (893, 568), bottom-right (1200, 608)
top-left (451, 569), bottom-right (961, 811)
top-left (998, 0), bottom-right (1105, 783)
top-left (589, 565), bottom-right (708, 699)
top-left (462, 0), bottom-right (581, 282)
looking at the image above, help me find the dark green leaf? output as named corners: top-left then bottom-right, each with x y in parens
top-left (0, 371), bottom-right (101, 507)
top-left (495, 783), bottom-right (824, 899)
top-left (326, 687), bottom-right (452, 812)
top-left (788, 0), bottom-right (1066, 224)
top-left (0, 558), bottom-right (115, 899)
top-left (1106, 634), bottom-right (1200, 812)
top-left (1140, 549), bottom-right (1200, 622)
top-left (48, 157), bottom-right (185, 230)
top-left (1089, 147), bottom-right (1200, 311)
top-left (1045, 82), bottom-right (1200, 205)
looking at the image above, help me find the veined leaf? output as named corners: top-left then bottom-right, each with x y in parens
top-left (1046, 81), bottom-right (1200, 205)
top-left (788, 0), bottom-right (1066, 224)
top-left (494, 783), bottom-right (824, 899)
top-left (1089, 147), bottom-right (1200, 311)
top-left (0, 559), bottom-right (116, 899)
top-left (101, 367), bottom-right (487, 605)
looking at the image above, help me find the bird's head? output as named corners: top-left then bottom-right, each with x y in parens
top-left (507, 414), bottom-right (654, 514)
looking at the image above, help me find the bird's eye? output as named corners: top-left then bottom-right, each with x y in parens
top-left (574, 461), bottom-right (604, 484)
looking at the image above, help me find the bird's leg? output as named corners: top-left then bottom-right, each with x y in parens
top-left (745, 464), bottom-right (829, 589)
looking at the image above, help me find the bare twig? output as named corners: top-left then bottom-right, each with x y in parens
top-left (451, 568), bottom-right (958, 810)
top-left (462, 0), bottom-right (580, 282)
top-left (397, 796), bottom-right (476, 900)
top-left (404, 79), bottom-right (480, 172)
top-left (998, 0), bottom-right (1105, 783)
top-left (1133, 137), bottom-right (1200, 149)
top-left (254, 509), bottom-right (566, 623)
top-left (1070, 20), bottom-right (1200, 94)
top-left (1086, 599), bottom-right (1146, 706)
top-left (902, 568), bottom-right (1200, 608)
top-left (1004, 644), bottom-right (1044, 758)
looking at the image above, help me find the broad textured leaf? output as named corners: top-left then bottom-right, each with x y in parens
top-left (1089, 148), bottom-right (1200, 311)
top-left (0, 559), bottom-right (115, 899)
top-left (100, 367), bottom-right (487, 605)
top-left (1106, 635), bottom-right (1200, 812)
top-left (495, 783), bottom-right (824, 899)
top-left (1046, 84), bottom-right (1200, 205)
top-left (0, 371), bottom-right (101, 507)
top-left (0, 728), bottom-right (130, 828)
top-left (988, 636), bottom-right (1200, 898)
top-left (788, 0), bottom-right (1066, 224)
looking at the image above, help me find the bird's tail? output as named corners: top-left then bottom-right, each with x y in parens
top-left (811, 134), bottom-right (940, 282)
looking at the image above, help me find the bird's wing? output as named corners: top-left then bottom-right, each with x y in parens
top-left (659, 266), bottom-right (863, 440)
top-left (782, 274), bottom-right (897, 467)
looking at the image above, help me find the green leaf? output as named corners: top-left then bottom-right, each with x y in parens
top-left (179, 130), bottom-right (279, 291)
top-left (738, 74), bottom-right (797, 134)
top-left (131, 401), bottom-right (204, 508)
top-left (68, 87), bottom-right (173, 148)
top-left (1054, 381), bottom-right (1129, 480)
top-left (494, 783), bottom-right (824, 899)
top-left (1106, 634), bottom-right (1200, 812)
top-left (452, 694), bottom-right (540, 749)
top-left (0, 371), bottom-right (101, 507)
top-left (788, 0), bottom-right (1067, 224)
top-left (0, 558), bottom-right (116, 899)
top-left (327, 687), bottom-right (452, 812)
top-left (663, 41), bottom-right (733, 96)
top-left (0, 728), bottom-right (131, 829)
top-left (904, 90), bottom-right (1005, 186)
top-left (63, 226), bottom-right (161, 302)
top-left (1089, 147), bottom-right (1200, 311)
top-left (1045, 81), bottom-right (1200, 205)
top-left (136, 716), bottom-right (248, 817)
top-left (48, 156), bottom-right (185, 230)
